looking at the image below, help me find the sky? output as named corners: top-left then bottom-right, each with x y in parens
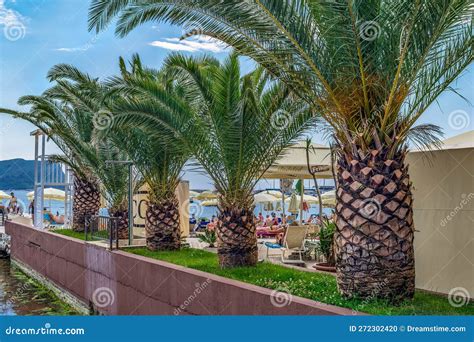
top-left (0, 0), bottom-right (472, 189)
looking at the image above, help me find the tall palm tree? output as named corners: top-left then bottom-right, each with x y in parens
top-left (89, 0), bottom-right (473, 299)
top-left (0, 65), bottom-right (130, 236)
top-left (107, 53), bottom-right (317, 267)
top-left (106, 55), bottom-right (190, 250)
top-left (0, 98), bottom-right (101, 232)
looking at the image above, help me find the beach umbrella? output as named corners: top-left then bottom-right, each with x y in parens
top-left (27, 188), bottom-right (65, 202)
top-left (189, 190), bottom-right (199, 198)
top-left (284, 194), bottom-right (320, 204)
top-left (287, 193), bottom-right (299, 214)
top-left (200, 199), bottom-right (218, 207)
top-left (322, 198), bottom-right (336, 208)
top-left (195, 191), bottom-right (218, 200)
top-left (265, 190), bottom-right (283, 198)
top-left (254, 192), bottom-right (279, 204)
top-left (321, 190), bottom-right (336, 200)
top-left (0, 190), bottom-right (10, 200)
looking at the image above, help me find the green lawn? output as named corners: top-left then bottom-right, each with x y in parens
top-left (52, 229), bottom-right (108, 241)
top-left (126, 247), bottom-right (474, 316)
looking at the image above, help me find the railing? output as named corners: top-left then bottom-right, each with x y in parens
top-left (84, 215), bottom-right (120, 250)
top-left (0, 209), bottom-right (5, 226)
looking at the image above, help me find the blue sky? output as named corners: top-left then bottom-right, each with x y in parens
top-left (0, 0), bottom-right (472, 188)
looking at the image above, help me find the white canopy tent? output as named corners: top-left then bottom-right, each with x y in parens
top-left (264, 142), bottom-right (333, 180)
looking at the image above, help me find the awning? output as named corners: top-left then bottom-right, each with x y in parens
top-left (264, 141), bottom-right (333, 179)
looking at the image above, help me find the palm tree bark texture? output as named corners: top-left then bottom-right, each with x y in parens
top-left (217, 206), bottom-right (258, 268)
top-left (334, 148), bottom-right (414, 302)
top-left (110, 209), bottom-right (129, 240)
top-left (145, 197), bottom-right (181, 251)
top-left (72, 177), bottom-right (100, 232)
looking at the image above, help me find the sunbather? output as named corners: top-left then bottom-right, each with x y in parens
top-left (43, 208), bottom-right (64, 224)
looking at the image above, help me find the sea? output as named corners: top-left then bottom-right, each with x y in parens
top-left (1, 189), bottom-right (65, 216)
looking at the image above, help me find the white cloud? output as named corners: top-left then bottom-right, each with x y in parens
top-left (148, 36), bottom-right (227, 53)
top-left (55, 36), bottom-right (99, 53)
top-left (55, 45), bottom-right (91, 53)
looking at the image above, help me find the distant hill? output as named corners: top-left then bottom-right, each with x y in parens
top-left (0, 159), bottom-right (63, 191)
top-left (0, 159), bottom-right (35, 190)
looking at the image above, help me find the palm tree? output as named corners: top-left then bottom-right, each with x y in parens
top-left (88, 0), bottom-right (473, 299)
top-left (0, 99), bottom-right (101, 232)
top-left (0, 65), bottom-right (130, 236)
top-left (107, 53), bottom-right (317, 267)
top-left (106, 55), bottom-right (190, 250)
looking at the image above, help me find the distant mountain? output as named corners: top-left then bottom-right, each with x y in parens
top-left (0, 159), bottom-right (35, 190)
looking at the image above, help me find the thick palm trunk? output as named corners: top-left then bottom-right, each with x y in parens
top-left (334, 149), bottom-right (415, 302)
top-left (72, 177), bottom-right (100, 232)
top-left (110, 209), bottom-right (129, 240)
top-left (217, 206), bottom-right (258, 268)
top-left (145, 197), bottom-right (181, 251)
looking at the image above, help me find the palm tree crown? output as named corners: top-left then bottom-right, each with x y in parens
top-left (89, 0), bottom-right (473, 154)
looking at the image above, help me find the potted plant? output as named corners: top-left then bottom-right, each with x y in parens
top-left (314, 219), bottom-right (336, 272)
top-left (198, 226), bottom-right (217, 249)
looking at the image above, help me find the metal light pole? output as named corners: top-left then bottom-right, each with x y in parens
top-left (106, 160), bottom-right (134, 246)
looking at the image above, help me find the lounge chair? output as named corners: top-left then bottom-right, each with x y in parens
top-left (265, 225), bottom-right (308, 265)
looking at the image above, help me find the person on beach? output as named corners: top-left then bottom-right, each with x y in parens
top-left (43, 207), bottom-right (65, 224)
top-left (7, 192), bottom-right (18, 214)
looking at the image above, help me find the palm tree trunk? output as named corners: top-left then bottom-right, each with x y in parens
top-left (334, 149), bottom-right (415, 302)
top-left (109, 209), bottom-right (129, 240)
top-left (72, 177), bottom-right (100, 232)
top-left (217, 206), bottom-right (258, 268)
top-left (145, 197), bottom-right (181, 251)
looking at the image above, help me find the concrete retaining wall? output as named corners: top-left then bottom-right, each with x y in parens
top-left (6, 221), bottom-right (358, 315)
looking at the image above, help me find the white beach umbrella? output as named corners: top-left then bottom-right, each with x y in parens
top-left (189, 190), bottom-right (199, 198)
top-left (284, 194), bottom-right (320, 204)
top-left (27, 188), bottom-right (65, 202)
top-left (0, 190), bottom-right (10, 200)
top-left (265, 190), bottom-right (283, 198)
top-left (321, 190), bottom-right (336, 200)
top-left (195, 191), bottom-right (218, 200)
top-left (254, 192), bottom-right (279, 204)
top-left (200, 199), bottom-right (218, 207)
top-left (287, 193), bottom-right (299, 214)
top-left (322, 198), bottom-right (336, 208)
